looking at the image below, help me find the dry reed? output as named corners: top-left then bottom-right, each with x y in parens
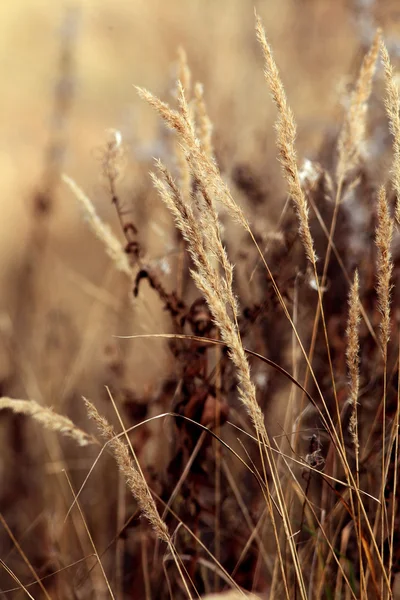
top-left (136, 85), bottom-right (248, 230)
top-left (175, 48), bottom-right (193, 201)
top-left (151, 162), bottom-right (264, 436)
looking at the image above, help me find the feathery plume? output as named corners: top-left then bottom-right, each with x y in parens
top-left (0, 398), bottom-right (94, 447)
top-left (336, 29), bottom-right (381, 181)
top-left (177, 46), bottom-right (192, 100)
top-left (381, 39), bottom-right (400, 223)
top-left (174, 48), bottom-right (193, 200)
top-left (151, 163), bottom-right (260, 425)
top-left (194, 82), bottom-right (214, 158)
top-left (136, 88), bottom-right (187, 137)
top-left (84, 398), bottom-right (169, 543)
top-left (255, 13), bottom-right (316, 265)
top-left (375, 186), bottom-right (394, 353)
top-left (136, 85), bottom-right (247, 227)
top-left (151, 162), bottom-right (237, 317)
top-left (62, 174), bottom-right (131, 276)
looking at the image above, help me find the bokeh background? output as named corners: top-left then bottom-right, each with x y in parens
top-left (1, 1), bottom-right (400, 598)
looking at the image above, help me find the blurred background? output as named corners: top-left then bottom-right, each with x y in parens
top-left (1, 0), bottom-right (399, 409)
top-left (1, 0), bottom-right (400, 598)
top-left (1, 0), bottom-right (399, 285)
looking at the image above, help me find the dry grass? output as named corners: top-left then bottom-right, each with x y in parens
top-left (255, 13), bottom-right (316, 266)
top-left (2, 2), bottom-right (400, 599)
top-left (84, 397), bottom-right (170, 544)
top-left (0, 397), bottom-right (95, 447)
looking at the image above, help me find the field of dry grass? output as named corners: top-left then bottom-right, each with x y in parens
top-left (1, 1), bottom-right (400, 598)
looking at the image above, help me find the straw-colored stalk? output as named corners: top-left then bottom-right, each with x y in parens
top-left (346, 271), bottom-right (361, 461)
top-left (256, 12), bottom-right (354, 471)
top-left (380, 39), bottom-right (400, 224)
top-left (336, 29), bottom-right (381, 182)
top-left (0, 397), bottom-right (95, 447)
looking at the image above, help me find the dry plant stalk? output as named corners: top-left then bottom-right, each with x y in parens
top-left (336, 29), bottom-right (381, 182)
top-left (375, 186), bottom-right (394, 352)
top-left (381, 39), bottom-right (400, 224)
top-left (290, 32), bottom-right (380, 481)
top-left (62, 174), bottom-right (131, 276)
top-left (346, 272), bottom-right (361, 459)
top-left (84, 398), bottom-right (170, 544)
top-left (0, 397), bottom-right (94, 447)
top-left (255, 13), bottom-right (316, 265)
